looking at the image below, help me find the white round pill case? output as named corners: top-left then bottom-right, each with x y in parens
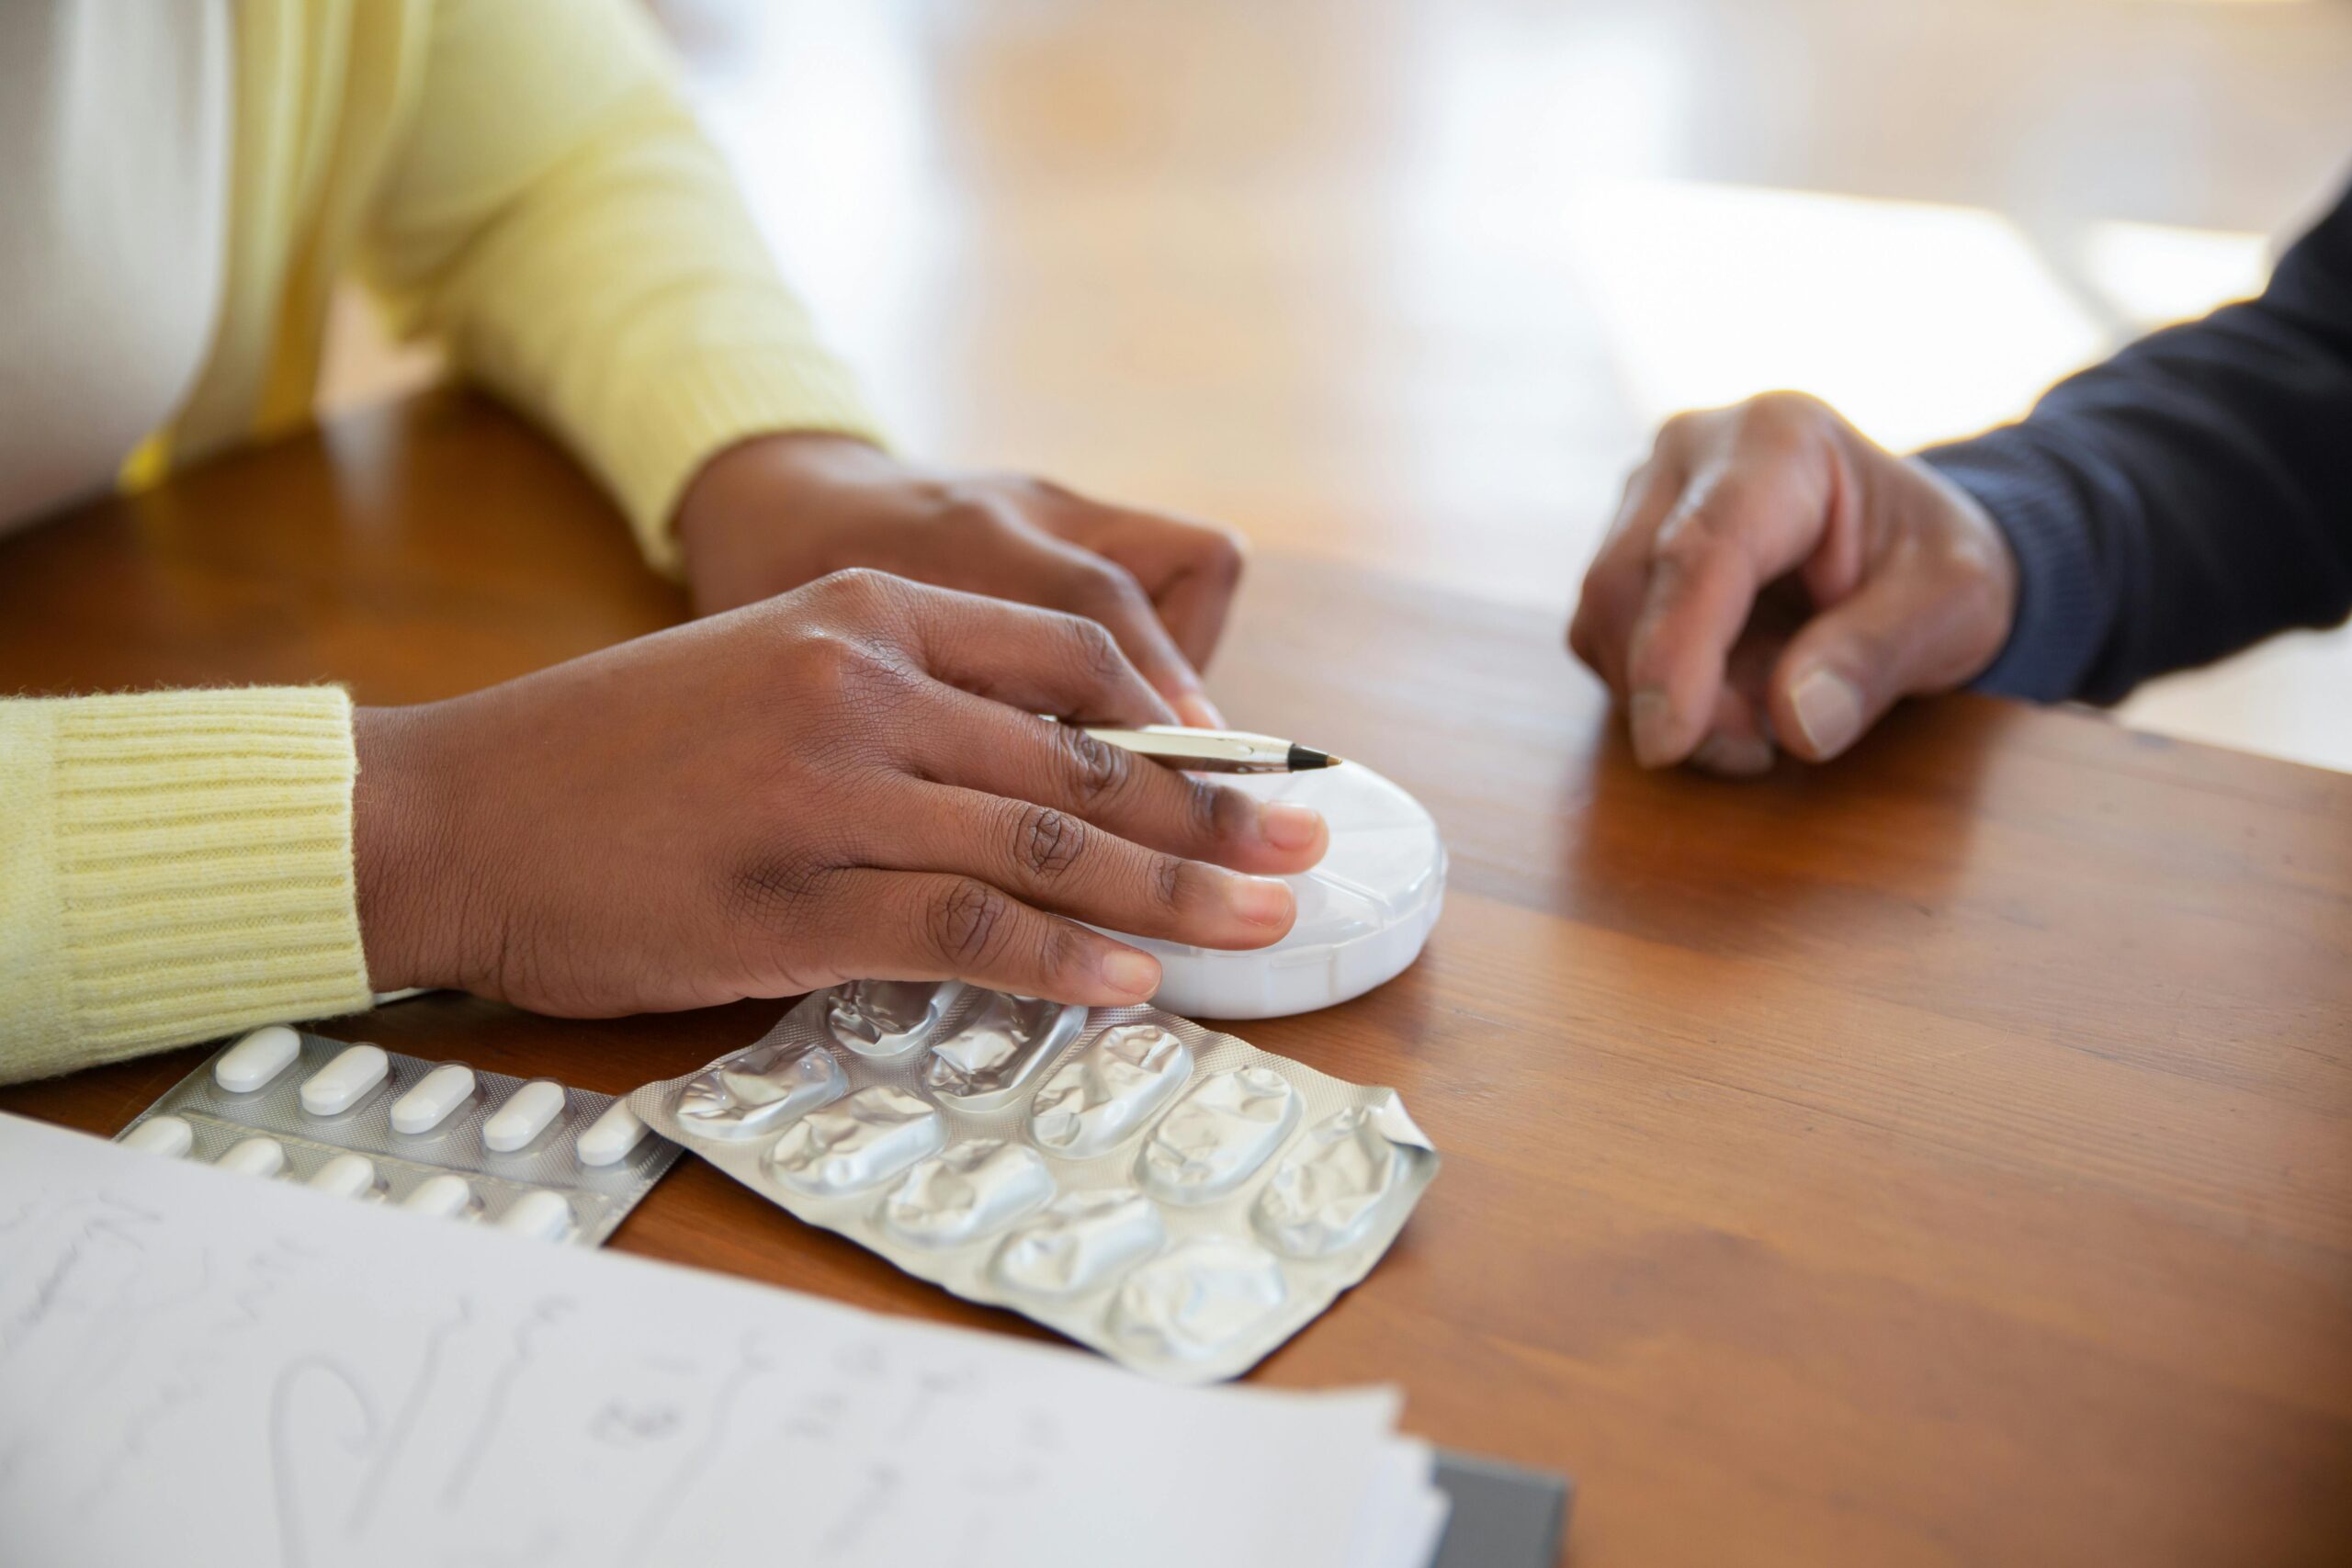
top-left (1103, 761), bottom-right (1446, 1020)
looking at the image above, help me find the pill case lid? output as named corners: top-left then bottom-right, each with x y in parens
top-left (1102, 762), bottom-right (1445, 1020)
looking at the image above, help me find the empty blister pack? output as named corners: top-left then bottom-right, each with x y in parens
top-left (114, 1026), bottom-right (680, 1245)
top-left (629, 982), bottom-right (1438, 1382)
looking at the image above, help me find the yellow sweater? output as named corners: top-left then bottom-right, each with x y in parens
top-left (0, 0), bottom-right (883, 1083)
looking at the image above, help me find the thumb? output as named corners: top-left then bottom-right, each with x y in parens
top-left (1768, 553), bottom-right (1997, 762)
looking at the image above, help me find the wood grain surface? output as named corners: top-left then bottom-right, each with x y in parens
top-left (3, 393), bottom-right (2348, 1567)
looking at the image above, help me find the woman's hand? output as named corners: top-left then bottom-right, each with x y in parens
top-left (674, 434), bottom-right (1246, 728)
top-left (1569, 393), bottom-right (2019, 773)
top-left (351, 570), bottom-right (1326, 1017)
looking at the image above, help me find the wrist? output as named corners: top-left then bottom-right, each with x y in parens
top-left (351, 703), bottom-right (473, 993)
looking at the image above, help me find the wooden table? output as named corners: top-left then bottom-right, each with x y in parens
top-left (5, 393), bottom-right (2348, 1567)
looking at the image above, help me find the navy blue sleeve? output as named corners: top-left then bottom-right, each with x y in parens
top-left (1917, 179), bottom-right (2352, 705)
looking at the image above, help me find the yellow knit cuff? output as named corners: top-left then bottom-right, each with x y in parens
top-left (0, 687), bottom-right (374, 1083)
top-left (605, 354), bottom-right (890, 577)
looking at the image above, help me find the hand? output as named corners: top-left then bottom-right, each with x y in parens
top-left (1568, 392), bottom-right (2019, 774)
top-left (674, 434), bottom-right (1246, 728)
top-left (351, 569), bottom-right (1328, 1017)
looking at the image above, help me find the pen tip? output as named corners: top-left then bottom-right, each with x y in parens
top-left (1286, 745), bottom-right (1342, 771)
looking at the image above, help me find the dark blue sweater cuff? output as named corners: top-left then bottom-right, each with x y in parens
top-left (1917, 435), bottom-right (2110, 703)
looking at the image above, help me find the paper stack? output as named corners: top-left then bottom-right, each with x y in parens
top-left (0, 1112), bottom-right (1448, 1568)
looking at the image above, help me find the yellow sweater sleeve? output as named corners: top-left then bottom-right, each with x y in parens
top-left (0, 689), bottom-right (373, 1085)
top-left (358, 0), bottom-right (886, 573)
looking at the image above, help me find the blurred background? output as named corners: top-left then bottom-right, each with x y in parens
top-left (329, 0), bottom-right (2352, 770)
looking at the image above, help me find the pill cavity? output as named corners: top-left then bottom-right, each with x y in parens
top-left (1253, 1106), bottom-right (1404, 1258)
top-left (213, 1024), bottom-right (301, 1093)
top-left (390, 1062), bottom-right (477, 1134)
top-left (217, 1136), bottom-right (287, 1178)
top-left (1108, 1238), bottom-right (1288, 1361)
top-left (992, 1188), bottom-right (1166, 1299)
top-left (766, 1085), bottom-right (944, 1196)
top-left (300, 1043), bottom-right (390, 1116)
top-left (1138, 1066), bottom-right (1301, 1204)
top-left (825, 978), bottom-right (963, 1058)
top-left (676, 1040), bottom-right (846, 1139)
top-left (1027, 1024), bottom-right (1193, 1160)
top-left (308, 1153), bottom-right (379, 1200)
top-left (882, 1140), bottom-right (1056, 1247)
top-left (922, 994), bottom-right (1085, 1111)
top-left (401, 1173), bottom-right (476, 1218)
top-left (576, 1100), bottom-right (650, 1168)
top-left (496, 1190), bottom-right (573, 1240)
top-left (121, 1115), bottom-right (194, 1158)
top-left (482, 1079), bottom-right (566, 1154)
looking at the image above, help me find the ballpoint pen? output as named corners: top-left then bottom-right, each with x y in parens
top-left (1077, 724), bottom-right (1343, 773)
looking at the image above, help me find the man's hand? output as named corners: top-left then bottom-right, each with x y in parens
top-left (1568, 393), bottom-right (2021, 774)
top-left (351, 570), bottom-right (1326, 1017)
top-left (674, 434), bottom-right (1246, 728)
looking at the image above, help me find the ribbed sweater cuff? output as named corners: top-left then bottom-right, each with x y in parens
top-left (605, 353), bottom-right (889, 577)
top-left (1917, 434), bottom-right (2109, 703)
top-left (1, 688), bottom-right (374, 1083)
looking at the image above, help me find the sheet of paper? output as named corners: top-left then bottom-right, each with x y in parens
top-left (0, 1112), bottom-right (1419, 1568)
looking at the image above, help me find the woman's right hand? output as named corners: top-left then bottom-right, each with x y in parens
top-left (350, 569), bottom-right (1329, 1017)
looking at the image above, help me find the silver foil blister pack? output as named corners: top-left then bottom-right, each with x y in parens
top-left (114, 1027), bottom-right (679, 1245)
top-left (630, 981), bottom-right (1438, 1382)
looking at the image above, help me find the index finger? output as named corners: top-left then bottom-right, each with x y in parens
top-left (1622, 448), bottom-right (1837, 768)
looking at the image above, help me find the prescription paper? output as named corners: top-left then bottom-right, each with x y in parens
top-left (0, 1112), bottom-right (1442, 1568)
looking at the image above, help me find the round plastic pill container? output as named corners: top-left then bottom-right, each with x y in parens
top-left (1101, 762), bottom-right (1444, 1020)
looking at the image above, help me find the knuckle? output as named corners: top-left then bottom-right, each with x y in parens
top-left (924, 879), bottom-right (1013, 967)
top-left (1197, 525), bottom-right (1246, 584)
top-left (1014, 804), bottom-right (1087, 879)
top-left (727, 852), bottom-right (831, 928)
top-left (1148, 852), bottom-right (1187, 912)
top-left (1060, 612), bottom-right (1132, 687)
top-left (1057, 726), bottom-right (1133, 807)
top-left (1184, 775), bottom-right (1250, 846)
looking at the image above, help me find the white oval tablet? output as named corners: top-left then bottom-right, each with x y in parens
top-left (121, 1115), bottom-right (194, 1158)
top-left (217, 1136), bottom-right (287, 1178)
top-left (482, 1080), bottom-right (566, 1153)
top-left (213, 1024), bottom-right (302, 1093)
top-left (308, 1153), bottom-right (378, 1199)
top-left (300, 1043), bottom-right (390, 1116)
top-left (575, 1100), bottom-right (650, 1168)
top-left (402, 1173), bottom-right (475, 1218)
top-left (390, 1063), bottom-right (476, 1134)
top-left (496, 1190), bottom-right (572, 1240)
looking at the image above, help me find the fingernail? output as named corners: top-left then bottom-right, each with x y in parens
top-left (1690, 731), bottom-right (1774, 777)
top-left (1099, 948), bottom-right (1160, 1000)
top-left (1790, 666), bottom-right (1864, 758)
top-left (1260, 801), bottom-right (1324, 852)
top-left (1175, 694), bottom-right (1227, 728)
top-left (1226, 874), bottom-right (1295, 926)
top-left (1627, 688), bottom-right (1677, 769)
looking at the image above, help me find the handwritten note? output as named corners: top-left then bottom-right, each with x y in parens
top-left (0, 1112), bottom-right (1423, 1568)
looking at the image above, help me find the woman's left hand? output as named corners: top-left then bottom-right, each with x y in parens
top-left (674, 434), bottom-right (1247, 728)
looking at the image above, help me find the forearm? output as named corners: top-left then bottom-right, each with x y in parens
top-left (1920, 184), bottom-right (2352, 704)
top-left (0, 689), bottom-right (374, 1085)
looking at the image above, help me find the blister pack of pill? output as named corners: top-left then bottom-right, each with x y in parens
top-left (629, 982), bottom-right (1438, 1382)
top-left (114, 1027), bottom-right (679, 1246)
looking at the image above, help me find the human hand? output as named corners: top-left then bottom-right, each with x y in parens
top-left (674, 434), bottom-right (1246, 728)
top-left (351, 570), bottom-right (1327, 1018)
top-left (1568, 393), bottom-right (2019, 773)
